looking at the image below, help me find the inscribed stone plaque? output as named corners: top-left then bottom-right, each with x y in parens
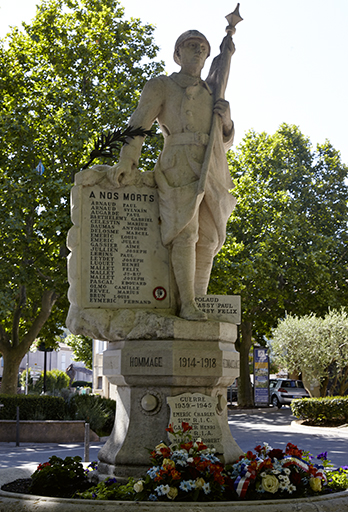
top-left (195, 295), bottom-right (241, 324)
top-left (78, 182), bottom-right (170, 308)
top-left (167, 393), bottom-right (223, 450)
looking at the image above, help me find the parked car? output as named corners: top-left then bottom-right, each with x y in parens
top-left (270, 379), bottom-right (310, 408)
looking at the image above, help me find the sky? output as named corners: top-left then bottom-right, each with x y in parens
top-left (0, 0), bottom-right (347, 164)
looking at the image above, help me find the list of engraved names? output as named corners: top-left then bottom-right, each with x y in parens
top-left (81, 185), bottom-right (170, 308)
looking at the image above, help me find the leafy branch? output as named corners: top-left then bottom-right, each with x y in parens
top-left (82, 125), bottom-right (153, 170)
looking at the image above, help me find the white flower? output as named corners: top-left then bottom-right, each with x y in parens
top-left (187, 457), bottom-right (194, 463)
top-left (133, 480), bottom-right (144, 493)
top-left (262, 474), bottom-right (280, 494)
top-left (284, 468), bottom-right (291, 475)
top-left (288, 484), bottom-right (296, 493)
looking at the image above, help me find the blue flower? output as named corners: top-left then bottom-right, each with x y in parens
top-left (147, 466), bottom-right (160, 479)
top-left (149, 494), bottom-right (158, 501)
top-left (179, 480), bottom-right (195, 492)
top-left (202, 482), bottom-right (211, 494)
top-left (105, 477), bottom-right (117, 485)
top-left (155, 484), bottom-right (170, 496)
top-left (317, 451), bottom-right (328, 461)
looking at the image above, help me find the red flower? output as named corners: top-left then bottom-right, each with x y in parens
top-left (196, 459), bottom-right (209, 472)
top-left (37, 462), bottom-right (50, 471)
top-left (170, 469), bottom-right (181, 480)
top-left (160, 447), bottom-right (172, 458)
top-left (154, 469), bottom-right (165, 482)
top-left (213, 470), bottom-right (225, 485)
top-left (259, 458), bottom-right (273, 471)
top-left (166, 424), bottom-right (175, 434)
top-left (285, 443), bottom-right (303, 458)
top-left (182, 422), bottom-right (193, 433)
top-left (268, 448), bottom-right (284, 460)
top-left (254, 445), bottom-right (262, 454)
top-left (180, 441), bottom-right (193, 452)
top-left (290, 471), bottom-right (302, 486)
top-left (245, 450), bottom-right (257, 460)
top-left (195, 441), bottom-right (208, 451)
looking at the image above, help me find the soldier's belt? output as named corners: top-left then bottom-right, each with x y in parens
top-left (165, 132), bottom-right (209, 146)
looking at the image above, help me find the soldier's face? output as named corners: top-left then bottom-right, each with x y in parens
top-left (178, 39), bottom-right (209, 75)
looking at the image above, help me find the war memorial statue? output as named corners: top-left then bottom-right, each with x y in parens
top-left (67, 6), bottom-right (243, 477)
top-left (107, 28), bottom-right (237, 321)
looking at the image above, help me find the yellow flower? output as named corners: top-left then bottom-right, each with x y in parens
top-left (167, 487), bottom-right (178, 500)
top-left (261, 474), bottom-right (280, 494)
top-left (310, 477), bottom-right (322, 492)
top-left (133, 480), bottom-right (144, 493)
top-left (195, 477), bottom-right (206, 490)
top-left (163, 458), bottom-right (175, 469)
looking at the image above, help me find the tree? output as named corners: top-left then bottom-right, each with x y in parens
top-left (0, 0), bottom-right (164, 394)
top-left (209, 124), bottom-right (348, 406)
top-left (271, 309), bottom-right (348, 396)
top-left (65, 333), bottom-right (93, 370)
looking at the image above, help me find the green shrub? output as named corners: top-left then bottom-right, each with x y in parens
top-left (67, 394), bottom-right (116, 436)
top-left (29, 456), bottom-right (90, 498)
top-left (33, 369), bottom-right (70, 394)
top-left (0, 395), bottom-right (66, 420)
top-left (291, 396), bottom-right (348, 422)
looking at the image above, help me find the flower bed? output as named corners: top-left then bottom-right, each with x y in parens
top-left (1, 422), bottom-right (348, 509)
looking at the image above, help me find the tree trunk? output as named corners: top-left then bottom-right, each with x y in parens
top-left (0, 349), bottom-right (29, 395)
top-left (320, 375), bottom-right (330, 397)
top-left (236, 321), bottom-right (253, 407)
top-left (0, 289), bottom-right (58, 395)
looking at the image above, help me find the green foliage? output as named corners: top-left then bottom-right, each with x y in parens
top-left (33, 368), bottom-right (70, 394)
top-left (19, 368), bottom-right (70, 394)
top-left (291, 396), bottom-right (348, 423)
top-left (326, 468), bottom-right (348, 493)
top-left (65, 334), bottom-right (93, 369)
top-left (29, 455), bottom-right (90, 498)
top-left (0, 0), bottom-right (164, 394)
top-left (19, 368), bottom-right (33, 390)
top-left (0, 394), bottom-right (66, 420)
top-left (271, 309), bottom-right (348, 393)
top-left (210, 124), bottom-right (348, 405)
top-left (68, 394), bottom-right (116, 435)
top-left (76, 477), bottom-right (136, 500)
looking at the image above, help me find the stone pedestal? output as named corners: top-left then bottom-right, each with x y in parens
top-left (98, 319), bottom-right (242, 478)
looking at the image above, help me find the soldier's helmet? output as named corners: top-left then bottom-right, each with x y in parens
top-left (174, 30), bottom-right (211, 65)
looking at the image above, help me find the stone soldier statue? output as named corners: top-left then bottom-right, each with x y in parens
top-left (108, 28), bottom-right (238, 321)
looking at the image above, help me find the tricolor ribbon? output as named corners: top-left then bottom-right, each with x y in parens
top-left (234, 470), bottom-right (252, 498)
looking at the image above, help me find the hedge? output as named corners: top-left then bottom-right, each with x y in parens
top-left (0, 394), bottom-right (66, 420)
top-left (291, 396), bottom-right (348, 422)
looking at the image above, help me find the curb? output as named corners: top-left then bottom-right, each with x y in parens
top-left (290, 420), bottom-right (348, 437)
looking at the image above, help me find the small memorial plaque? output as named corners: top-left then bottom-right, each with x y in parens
top-left (167, 393), bottom-right (223, 450)
top-left (195, 295), bottom-right (241, 324)
top-left (78, 183), bottom-right (170, 308)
